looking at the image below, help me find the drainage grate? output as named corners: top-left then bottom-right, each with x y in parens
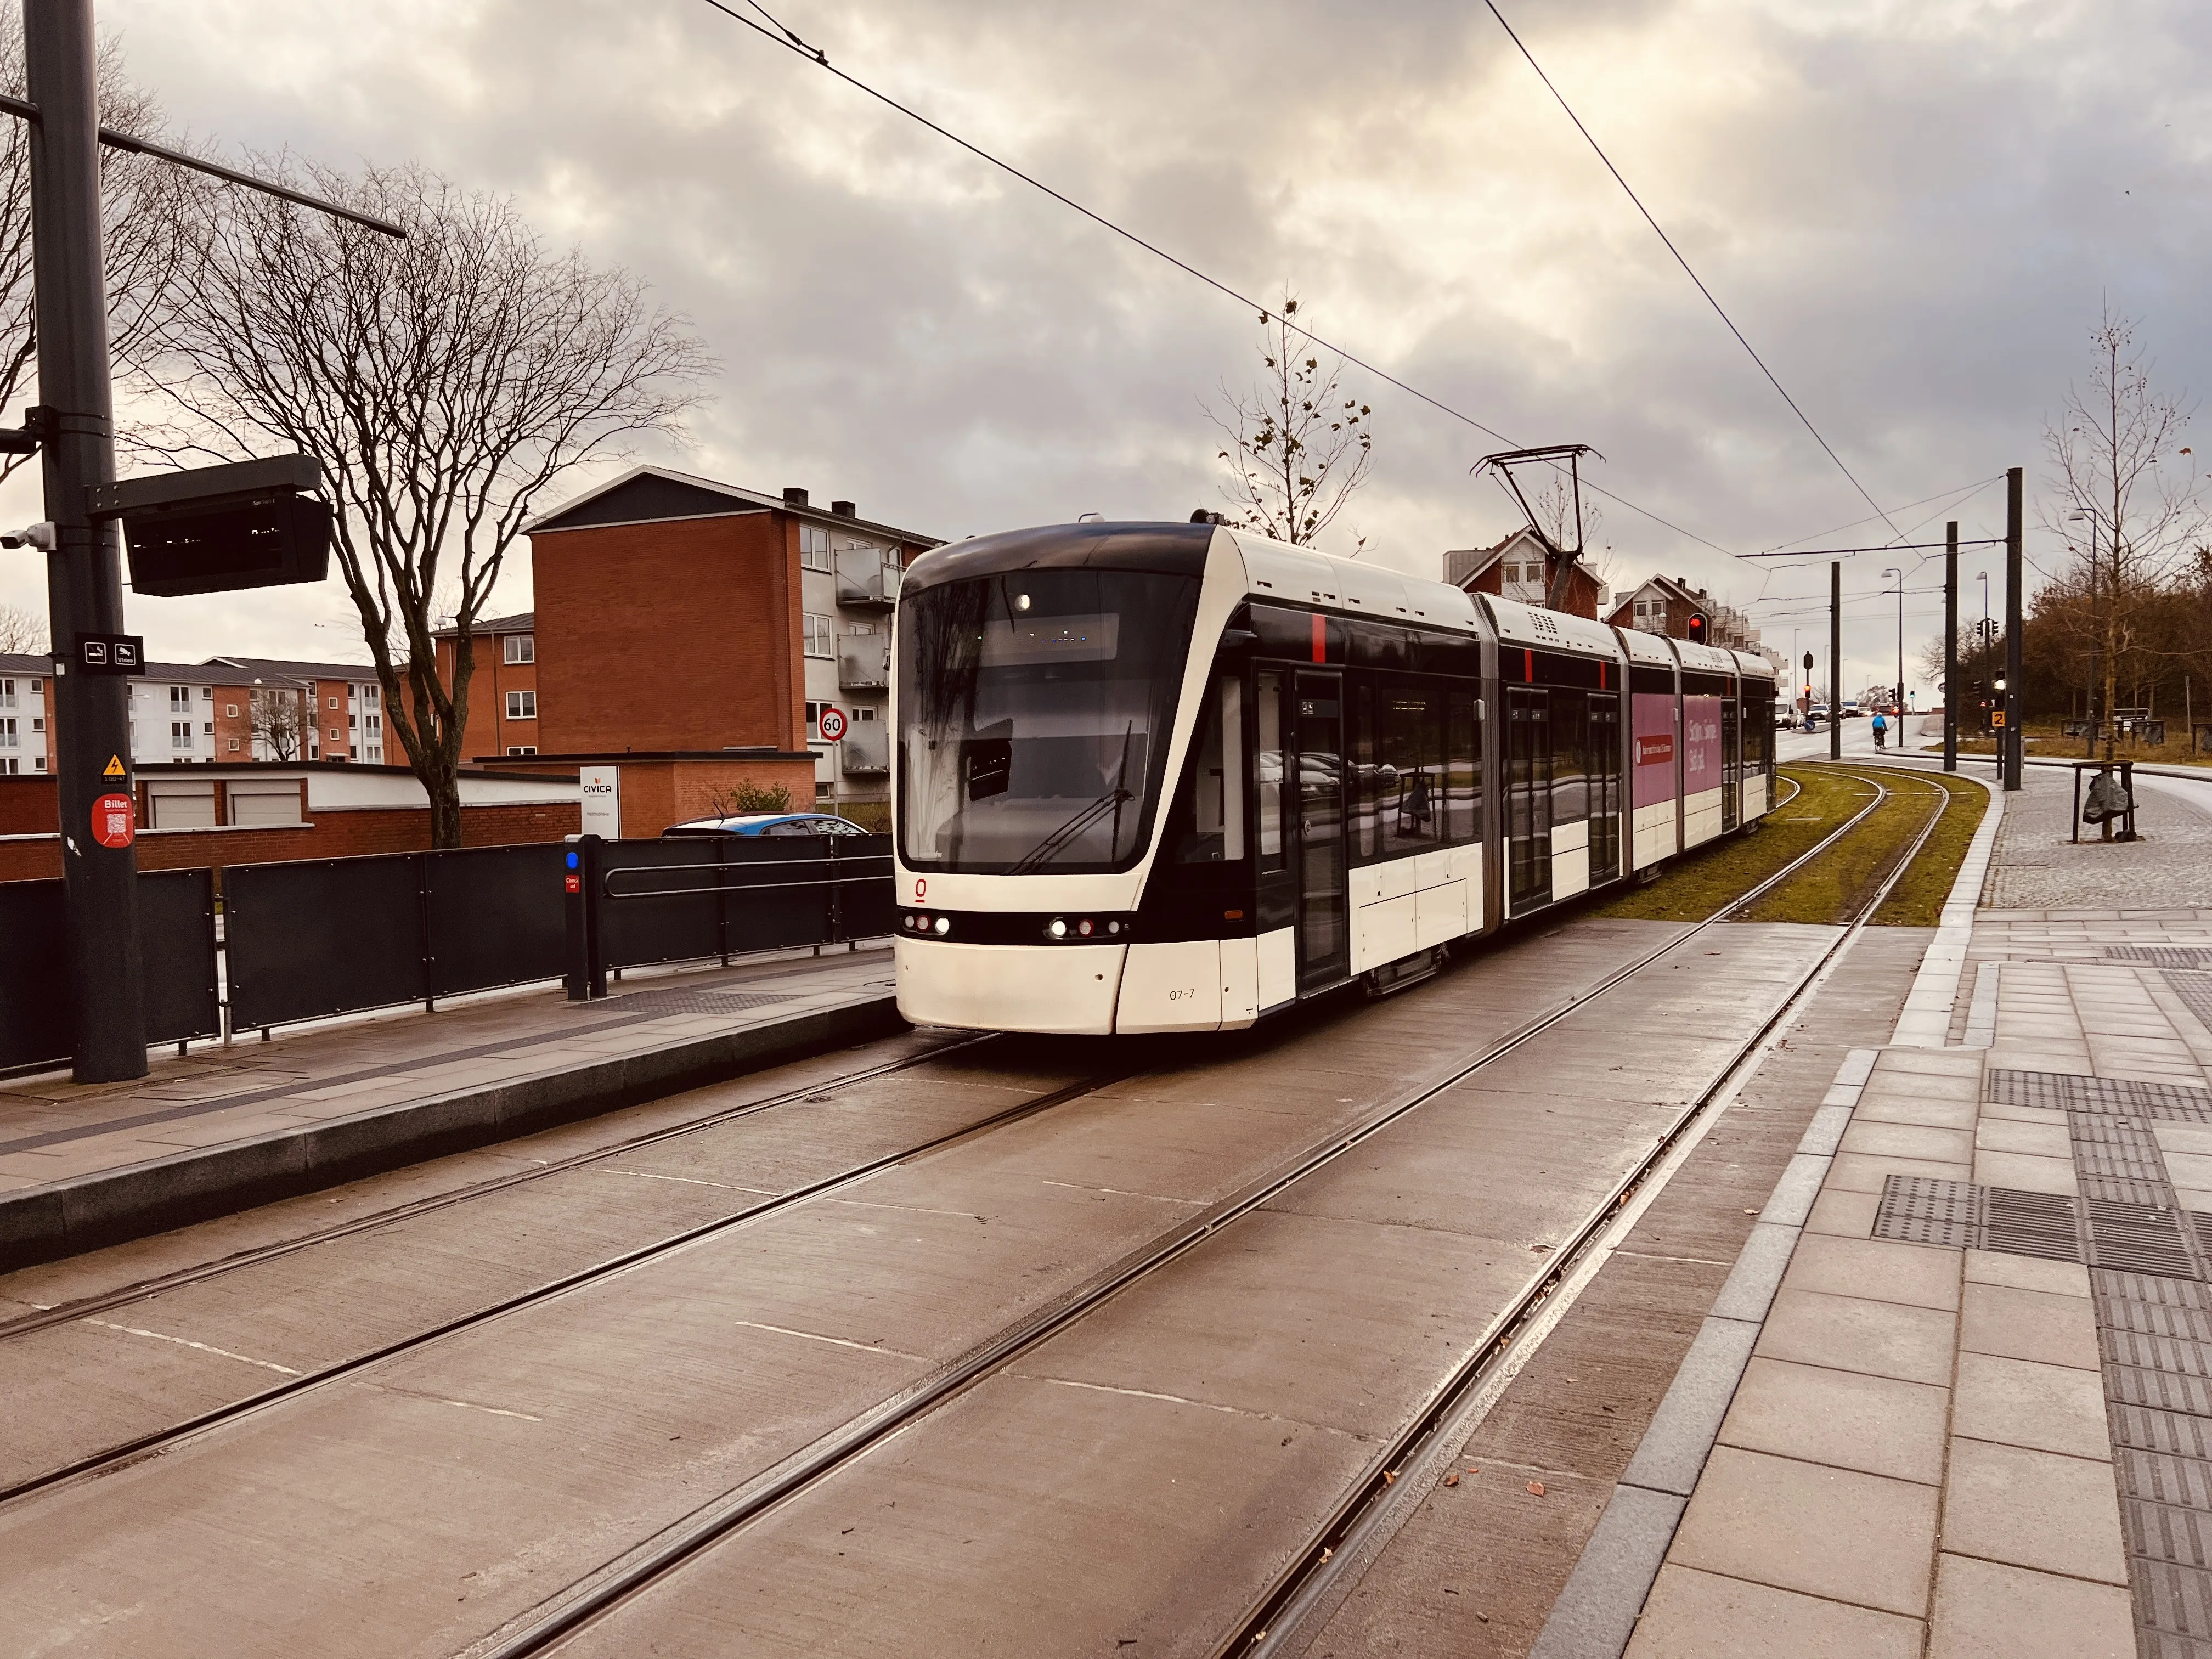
top-left (2107, 946), bottom-right (2212, 971)
top-left (1871, 1176), bottom-right (1982, 1249)
top-left (611, 989), bottom-right (800, 1017)
top-left (1983, 1186), bottom-right (2082, 1261)
top-left (2088, 1200), bottom-right (2202, 1279)
top-left (1988, 1068), bottom-right (2212, 1123)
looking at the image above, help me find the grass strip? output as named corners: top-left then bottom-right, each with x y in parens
top-left (1588, 766), bottom-right (1872, 923)
top-left (1741, 770), bottom-right (1946, 926)
top-left (1871, 770), bottom-right (1989, 926)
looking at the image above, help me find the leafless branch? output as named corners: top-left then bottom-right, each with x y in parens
top-left (1201, 291), bottom-right (1373, 551)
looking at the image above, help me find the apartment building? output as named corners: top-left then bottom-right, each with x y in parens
top-left (0, 654), bottom-right (54, 775)
top-left (518, 466), bottom-right (939, 830)
top-left (201, 657), bottom-right (391, 763)
top-left (430, 612), bottom-right (540, 759)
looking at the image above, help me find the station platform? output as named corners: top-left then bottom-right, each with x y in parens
top-left (0, 944), bottom-right (899, 1272)
top-left (1504, 757), bottom-right (2212, 1655)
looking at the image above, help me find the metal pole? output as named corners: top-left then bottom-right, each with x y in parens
top-left (1894, 569), bottom-right (1904, 718)
top-left (1943, 522), bottom-right (1959, 771)
top-left (1829, 560), bottom-right (1842, 761)
top-left (27, 0), bottom-right (146, 1082)
top-left (2004, 466), bottom-right (2024, 791)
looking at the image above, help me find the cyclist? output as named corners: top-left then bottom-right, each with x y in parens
top-left (1871, 708), bottom-right (1889, 749)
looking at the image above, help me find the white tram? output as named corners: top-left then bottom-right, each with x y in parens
top-left (890, 520), bottom-right (1776, 1035)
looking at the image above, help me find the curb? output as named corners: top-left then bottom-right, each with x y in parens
top-left (1527, 1048), bottom-right (1877, 1659)
top-left (0, 994), bottom-right (906, 1274)
top-left (1891, 768), bottom-right (2003, 1046)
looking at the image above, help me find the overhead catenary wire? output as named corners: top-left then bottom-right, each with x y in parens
top-left (1479, 1), bottom-right (1904, 543)
top-left (693, 0), bottom-right (1744, 559)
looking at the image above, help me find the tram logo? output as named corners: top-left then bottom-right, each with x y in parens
top-left (1634, 733), bottom-right (1675, 765)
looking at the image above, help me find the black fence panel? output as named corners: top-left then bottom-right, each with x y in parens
top-left (596, 838), bottom-right (728, 970)
top-left (719, 837), bottom-right (835, 956)
top-left (0, 868), bottom-right (220, 1074)
top-left (836, 834), bottom-right (896, 939)
top-left (425, 843), bottom-right (567, 998)
top-left (141, 867), bottom-right (219, 1047)
top-left (227, 854), bottom-right (426, 1031)
top-left (0, 878), bottom-right (69, 1073)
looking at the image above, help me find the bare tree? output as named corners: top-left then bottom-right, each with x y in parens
top-left (137, 160), bottom-right (712, 846)
top-left (0, 23), bottom-right (185, 484)
top-left (2042, 307), bottom-right (2207, 755)
top-left (0, 599), bottom-right (42, 653)
top-left (1205, 294), bottom-right (1372, 550)
top-left (249, 685), bottom-right (304, 761)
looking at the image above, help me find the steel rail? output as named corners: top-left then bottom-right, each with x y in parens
top-left (0, 1026), bottom-right (983, 1345)
top-left (0, 1056), bottom-right (1136, 1510)
top-left (466, 781), bottom-right (1916, 1659)
top-left (1230, 768), bottom-right (1953, 1656)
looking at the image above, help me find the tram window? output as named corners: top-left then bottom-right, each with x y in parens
top-left (1380, 683), bottom-right (1443, 856)
top-left (1349, 682), bottom-right (1379, 860)
top-left (1446, 687), bottom-right (1478, 842)
top-left (1174, 677), bottom-right (1245, 862)
top-left (1551, 689), bottom-right (1590, 826)
top-left (1257, 672), bottom-right (1285, 872)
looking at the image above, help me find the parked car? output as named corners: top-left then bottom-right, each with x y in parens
top-left (1775, 707), bottom-right (1800, 730)
top-left (662, 812), bottom-right (869, 838)
top-left (1841, 699), bottom-right (1863, 719)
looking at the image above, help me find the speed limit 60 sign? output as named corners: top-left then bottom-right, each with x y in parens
top-left (817, 706), bottom-right (847, 742)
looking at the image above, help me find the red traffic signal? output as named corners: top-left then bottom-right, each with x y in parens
top-left (1685, 612), bottom-right (1708, 644)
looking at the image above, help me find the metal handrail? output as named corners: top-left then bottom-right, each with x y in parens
top-left (600, 851), bottom-right (894, 902)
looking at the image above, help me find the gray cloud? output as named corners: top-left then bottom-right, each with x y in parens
top-left (0, 0), bottom-right (2205, 699)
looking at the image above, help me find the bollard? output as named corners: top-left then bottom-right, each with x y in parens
top-left (563, 833), bottom-right (607, 1001)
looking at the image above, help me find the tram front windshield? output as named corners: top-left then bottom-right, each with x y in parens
top-left (899, 569), bottom-right (1200, 873)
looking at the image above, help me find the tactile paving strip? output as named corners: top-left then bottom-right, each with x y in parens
top-left (608, 989), bottom-right (800, 1015)
top-left (1871, 1175), bottom-right (2081, 1260)
top-left (1988, 1068), bottom-right (2212, 1122)
top-left (2107, 946), bottom-right (2212, 971)
top-left (2170, 973), bottom-right (2212, 1035)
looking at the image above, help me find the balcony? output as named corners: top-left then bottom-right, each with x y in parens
top-left (840, 719), bottom-right (889, 776)
top-left (837, 636), bottom-right (889, 691)
top-left (834, 544), bottom-right (901, 610)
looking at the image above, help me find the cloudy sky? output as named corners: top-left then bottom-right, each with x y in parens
top-left (2, 0), bottom-right (2206, 699)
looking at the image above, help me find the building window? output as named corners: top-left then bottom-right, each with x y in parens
top-left (800, 524), bottom-right (832, 572)
top-left (360, 684), bottom-right (380, 710)
top-left (803, 613), bottom-right (834, 658)
top-left (328, 696), bottom-right (340, 710)
top-left (228, 737), bottom-right (241, 752)
top-left (28, 678), bottom-right (40, 693)
top-left (31, 716), bottom-right (43, 733)
top-left (0, 757), bottom-right (15, 775)
top-left (856, 706), bottom-right (877, 720)
top-left (171, 720), bottom-right (193, 750)
top-left (330, 727), bottom-right (342, 742)
top-left (504, 633), bottom-right (534, 664)
top-left (202, 721), bottom-right (214, 735)
top-left (0, 716), bottom-right (16, 747)
top-left (506, 690), bottom-right (537, 720)
top-left (0, 679), bottom-right (14, 708)
top-left (202, 686), bottom-right (213, 701)
top-left (505, 744), bottom-right (537, 756)
top-left (170, 685), bottom-right (191, 713)
top-left (32, 755), bottom-right (44, 772)
top-left (225, 703), bottom-right (239, 718)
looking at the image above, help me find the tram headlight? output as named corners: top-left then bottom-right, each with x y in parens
top-left (1048, 918), bottom-right (1068, 939)
top-left (933, 916), bottom-right (951, 936)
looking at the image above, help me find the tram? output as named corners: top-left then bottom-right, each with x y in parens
top-left (890, 519), bottom-right (1775, 1035)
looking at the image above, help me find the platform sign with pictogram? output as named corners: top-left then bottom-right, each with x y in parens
top-left (817, 706), bottom-right (848, 742)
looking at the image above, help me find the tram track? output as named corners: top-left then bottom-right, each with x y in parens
top-left (457, 769), bottom-right (1940, 1659)
top-left (0, 1042), bottom-right (1132, 1509)
top-left (1228, 761), bottom-right (1954, 1657)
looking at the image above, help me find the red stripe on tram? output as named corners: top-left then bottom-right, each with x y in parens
top-left (1312, 613), bottom-right (1327, 663)
top-left (1524, 648), bottom-right (1533, 681)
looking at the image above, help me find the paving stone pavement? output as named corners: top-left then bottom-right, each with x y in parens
top-left (1542, 761), bottom-right (2212, 1657)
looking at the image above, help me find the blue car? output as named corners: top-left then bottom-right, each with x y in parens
top-left (662, 812), bottom-right (869, 839)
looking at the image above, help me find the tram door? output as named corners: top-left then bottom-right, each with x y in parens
top-left (1588, 692), bottom-right (1623, 882)
top-left (1507, 687), bottom-right (1553, 910)
top-left (1293, 672), bottom-right (1348, 992)
top-left (1720, 695), bottom-right (1741, 832)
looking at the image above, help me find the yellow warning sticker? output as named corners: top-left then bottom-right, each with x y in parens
top-left (103, 754), bottom-right (126, 777)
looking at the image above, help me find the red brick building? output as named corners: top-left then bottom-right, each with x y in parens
top-left (1443, 528), bottom-right (1607, 619)
top-left (431, 612), bottom-right (541, 759)
top-left (514, 467), bottom-right (940, 832)
top-left (1605, 574), bottom-right (1762, 651)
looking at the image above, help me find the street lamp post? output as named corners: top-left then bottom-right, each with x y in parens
top-left (1882, 566), bottom-right (1904, 738)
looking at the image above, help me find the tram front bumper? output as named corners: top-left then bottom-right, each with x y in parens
top-left (895, 939), bottom-right (1128, 1036)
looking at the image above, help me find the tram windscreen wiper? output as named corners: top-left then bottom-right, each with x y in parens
top-left (1006, 719), bottom-right (1137, 873)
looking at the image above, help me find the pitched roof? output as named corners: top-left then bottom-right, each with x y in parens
top-left (432, 611), bottom-right (535, 641)
top-left (526, 464), bottom-right (941, 548)
top-left (202, 655), bottom-right (378, 684)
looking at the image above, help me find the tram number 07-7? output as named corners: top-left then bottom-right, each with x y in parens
top-left (1166, 988), bottom-right (1198, 1002)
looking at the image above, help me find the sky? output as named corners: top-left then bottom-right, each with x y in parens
top-left (2, 0), bottom-right (2208, 702)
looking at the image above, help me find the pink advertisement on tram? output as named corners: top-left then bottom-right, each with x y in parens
top-left (1683, 696), bottom-right (1723, 795)
top-left (1632, 694), bottom-right (1675, 808)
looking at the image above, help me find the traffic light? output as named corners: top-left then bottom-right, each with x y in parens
top-left (1685, 612), bottom-right (1708, 644)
